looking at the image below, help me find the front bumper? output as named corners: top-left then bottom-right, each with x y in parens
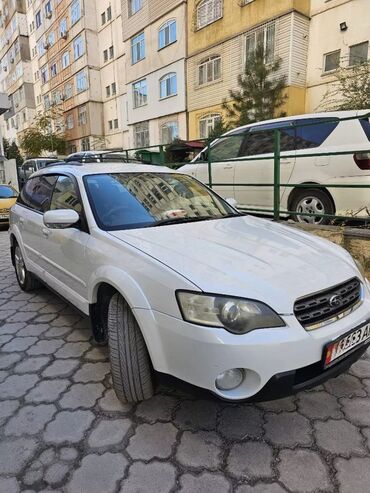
top-left (134, 294), bottom-right (370, 401)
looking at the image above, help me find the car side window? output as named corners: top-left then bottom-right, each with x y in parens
top-left (240, 125), bottom-right (296, 157)
top-left (209, 132), bottom-right (246, 161)
top-left (18, 175), bottom-right (58, 212)
top-left (50, 176), bottom-right (82, 214)
top-left (24, 161), bottom-right (37, 179)
top-left (295, 118), bottom-right (339, 150)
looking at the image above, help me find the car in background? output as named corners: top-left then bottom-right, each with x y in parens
top-left (0, 184), bottom-right (18, 223)
top-left (180, 110), bottom-right (370, 224)
top-left (19, 158), bottom-right (61, 188)
top-left (65, 150), bottom-right (128, 163)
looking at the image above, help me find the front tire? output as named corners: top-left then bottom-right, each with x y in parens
top-left (14, 244), bottom-right (40, 291)
top-left (290, 188), bottom-right (334, 225)
top-left (107, 293), bottom-right (154, 403)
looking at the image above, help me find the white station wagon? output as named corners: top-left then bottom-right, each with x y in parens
top-left (181, 110), bottom-right (370, 223)
top-left (9, 163), bottom-right (370, 402)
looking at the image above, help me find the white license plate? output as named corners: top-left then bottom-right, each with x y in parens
top-left (324, 321), bottom-right (370, 368)
top-left (0, 214), bottom-right (9, 219)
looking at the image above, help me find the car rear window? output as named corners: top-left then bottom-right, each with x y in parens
top-left (359, 118), bottom-right (370, 141)
top-left (295, 118), bottom-right (339, 149)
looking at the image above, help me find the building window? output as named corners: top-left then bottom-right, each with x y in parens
top-left (245, 21), bottom-right (275, 63)
top-left (114, 119), bottom-right (119, 129)
top-left (35, 10), bottom-right (42, 28)
top-left (61, 51), bottom-right (70, 68)
top-left (41, 65), bottom-right (48, 83)
top-left (71, 0), bottom-right (81, 25)
top-left (198, 55), bottom-right (221, 85)
top-left (76, 70), bottom-right (87, 92)
top-left (161, 122), bottom-right (178, 144)
top-left (106, 85), bottom-right (111, 97)
top-left (158, 20), bottom-right (176, 49)
top-left (103, 49), bottom-right (108, 62)
top-left (73, 35), bottom-right (84, 59)
top-left (50, 62), bottom-right (57, 77)
top-left (111, 82), bottom-right (117, 95)
top-left (60, 18), bottom-right (67, 37)
top-left (109, 45), bottom-right (114, 59)
top-left (44, 95), bottom-right (50, 110)
top-left (66, 114), bottom-right (74, 129)
top-left (159, 73), bottom-right (177, 98)
top-left (130, 0), bottom-right (142, 16)
top-left (101, 11), bottom-right (106, 25)
top-left (38, 39), bottom-right (46, 56)
top-left (323, 50), bottom-right (340, 73)
top-left (64, 83), bottom-right (73, 99)
top-left (107, 6), bottom-right (112, 21)
top-left (133, 79), bottom-right (147, 108)
top-left (108, 120), bottom-right (113, 130)
top-left (199, 113), bottom-right (221, 139)
top-left (78, 105), bottom-right (87, 125)
top-left (134, 121), bottom-right (149, 147)
top-left (81, 137), bottom-right (90, 151)
top-left (197, 0), bottom-right (223, 30)
top-left (45, 1), bottom-right (52, 16)
top-left (349, 42), bottom-right (369, 66)
top-left (48, 31), bottom-right (55, 46)
top-left (131, 32), bottom-right (145, 64)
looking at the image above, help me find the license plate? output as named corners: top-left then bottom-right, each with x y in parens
top-left (324, 321), bottom-right (370, 368)
top-left (0, 214), bottom-right (9, 219)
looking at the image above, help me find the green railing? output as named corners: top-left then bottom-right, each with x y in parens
top-left (119, 113), bottom-right (370, 224)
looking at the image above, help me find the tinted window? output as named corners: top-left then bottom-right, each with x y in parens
top-left (295, 118), bottom-right (339, 150)
top-left (18, 176), bottom-right (57, 212)
top-left (209, 132), bottom-right (245, 161)
top-left (50, 176), bottom-right (82, 213)
top-left (0, 185), bottom-right (17, 198)
top-left (359, 118), bottom-right (370, 141)
top-left (240, 125), bottom-right (295, 156)
top-left (38, 160), bottom-right (60, 169)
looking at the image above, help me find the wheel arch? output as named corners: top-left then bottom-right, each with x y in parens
top-left (287, 182), bottom-right (336, 213)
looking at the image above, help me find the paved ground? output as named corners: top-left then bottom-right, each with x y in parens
top-left (1, 230), bottom-right (370, 493)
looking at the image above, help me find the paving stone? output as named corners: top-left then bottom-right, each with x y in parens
top-left (335, 457), bottom-right (370, 493)
top-left (7, 311), bottom-right (36, 322)
top-left (218, 405), bottom-right (263, 439)
top-left (27, 339), bottom-right (64, 356)
top-left (5, 404), bottom-right (57, 436)
top-left (236, 484), bottom-right (287, 493)
top-left (25, 379), bottom-right (70, 403)
top-left (174, 400), bottom-right (218, 430)
top-left (14, 356), bottom-right (50, 374)
top-left (4, 300), bottom-right (27, 310)
top-left (88, 418), bottom-right (132, 448)
top-left (59, 383), bottom-right (105, 409)
top-left (135, 395), bottom-right (178, 422)
top-left (66, 329), bottom-right (91, 341)
top-left (363, 428), bottom-right (370, 448)
top-left (227, 442), bottom-right (273, 479)
top-left (44, 462), bottom-right (70, 485)
top-left (73, 362), bottom-right (110, 383)
top-left (349, 358), bottom-right (370, 379)
top-left (0, 352), bottom-right (21, 369)
top-left (341, 397), bottom-right (370, 426)
top-left (38, 448), bottom-right (56, 465)
top-left (0, 369), bottom-right (8, 382)
top-left (44, 326), bottom-right (72, 338)
top-left (0, 478), bottom-right (20, 493)
top-left (98, 388), bottom-right (133, 412)
top-left (120, 461), bottom-right (176, 493)
top-left (127, 422), bottom-right (177, 460)
top-left (314, 419), bottom-right (365, 456)
top-left (0, 334), bottom-right (14, 345)
top-left (0, 399), bottom-right (20, 425)
top-left (33, 313), bottom-right (58, 323)
top-left (44, 410), bottom-right (95, 443)
top-left (179, 472), bottom-right (232, 493)
top-left (38, 303), bottom-right (65, 314)
top-left (278, 449), bottom-right (331, 493)
top-left (264, 412), bottom-right (312, 447)
top-left (16, 324), bottom-right (50, 337)
top-left (176, 431), bottom-right (222, 469)
top-left (21, 302), bottom-right (48, 312)
top-left (0, 437), bottom-right (38, 474)
top-left (298, 391), bottom-right (342, 419)
top-left (51, 314), bottom-right (81, 327)
top-left (42, 358), bottom-right (79, 378)
top-left (325, 373), bottom-right (367, 398)
top-left (24, 468), bottom-right (44, 486)
top-left (55, 341), bottom-right (90, 358)
top-left (2, 336), bottom-right (37, 352)
top-left (84, 346), bottom-right (109, 361)
top-left (0, 373), bottom-right (39, 398)
top-left (60, 447), bottom-right (78, 461)
top-left (0, 322), bottom-right (25, 334)
top-left (0, 308), bottom-right (16, 320)
top-left (257, 396), bottom-right (297, 412)
top-left (66, 453), bottom-right (127, 493)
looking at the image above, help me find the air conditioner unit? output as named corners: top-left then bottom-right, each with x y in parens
top-left (60, 94), bottom-right (66, 101)
top-left (61, 31), bottom-right (68, 40)
top-left (15, 102), bottom-right (19, 108)
top-left (10, 57), bottom-right (14, 63)
top-left (44, 42), bottom-right (50, 50)
top-left (6, 39), bottom-right (10, 45)
top-left (46, 11), bottom-right (52, 19)
top-left (3, 66), bottom-right (7, 71)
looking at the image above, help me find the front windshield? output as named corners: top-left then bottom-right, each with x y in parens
top-left (0, 185), bottom-right (17, 198)
top-left (84, 172), bottom-right (236, 230)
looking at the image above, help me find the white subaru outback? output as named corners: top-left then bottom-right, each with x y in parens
top-left (9, 163), bottom-right (370, 403)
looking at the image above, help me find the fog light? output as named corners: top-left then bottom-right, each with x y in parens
top-left (215, 369), bottom-right (244, 391)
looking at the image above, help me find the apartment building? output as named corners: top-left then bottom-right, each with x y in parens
top-left (0, 0), bottom-right (35, 143)
top-left (122, 0), bottom-right (187, 148)
top-left (306, 0), bottom-right (370, 112)
top-left (186, 0), bottom-right (311, 139)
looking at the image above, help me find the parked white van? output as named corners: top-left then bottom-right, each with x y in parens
top-left (180, 110), bottom-right (370, 224)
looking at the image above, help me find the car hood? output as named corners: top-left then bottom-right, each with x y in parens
top-left (109, 216), bottom-right (359, 313)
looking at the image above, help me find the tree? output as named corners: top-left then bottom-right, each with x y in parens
top-left (3, 138), bottom-right (23, 166)
top-left (19, 109), bottom-right (67, 157)
top-left (223, 43), bottom-right (288, 127)
top-left (320, 60), bottom-right (370, 111)
top-left (206, 116), bottom-right (230, 141)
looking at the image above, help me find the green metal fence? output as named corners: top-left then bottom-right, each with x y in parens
top-left (121, 113), bottom-right (370, 224)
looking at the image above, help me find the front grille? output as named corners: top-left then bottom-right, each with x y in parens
top-left (294, 277), bottom-right (362, 329)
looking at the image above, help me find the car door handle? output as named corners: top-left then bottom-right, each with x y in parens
top-left (42, 228), bottom-right (50, 238)
top-left (223, 165), bottom-right (233, 169)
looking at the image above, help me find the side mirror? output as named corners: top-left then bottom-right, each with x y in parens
top-left (226, 197), bottom-right (238, 208)
top-left (43, 209), bottom-right (80, 229)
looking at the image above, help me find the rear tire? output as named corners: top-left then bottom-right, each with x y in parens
top-left (290, 188), bottom-right (334, 225)
top-left (107, 293), bottom-right (154, 403)
top-left (14, 244), bottom-right (41, 291)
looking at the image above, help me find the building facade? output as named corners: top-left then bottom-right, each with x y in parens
top-left (305, 0), bottom-right (370, 112)
top-left (186, 0), bottom-right (311, 139)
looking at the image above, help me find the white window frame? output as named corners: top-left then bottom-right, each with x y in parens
top-left (76, 70), bottom-right (87, 93)
top-left (159, 72), bottom-right (177, 99)
top-left (71, 0), bottom-right (81, 25)
top-left (50, 61), bottom-right (57, 77)
top-left (131, 32), bottom-right (145, 64)
top-left (133, 79), bottom-right (147, 108)
top-left (66, 114), bottom-right (74, 129)
top-left (73, 35), bottom-right (84, 60)
top-left (130, 0), bottom-right (142, 16)
top-left (323, 49), bottom-right (341, 73)
top-left (198, 55), bottom-right (221, 85)
top-left (78, 105), bottom-right (87, 126)
top-left (197, 0), bottom-right (223, 30)
top-left (61, 51), bottom-right (70, 69)
top-left (60, 18), bottom-right (67, 37)
top-left (161, 121), bottom-right (178, 144)
top-left (134, 121), bottom-right (149, 147)
top-left (349, 41), bottom-right (369, 66)
top-left (245, 21), bottom-right (276, 64)
top-left (158, 19), bottom-right (176, 50)
top-left (199, 113), bottom-right (221, 139)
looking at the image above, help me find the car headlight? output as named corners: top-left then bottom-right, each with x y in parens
top-left (176, 291), bottom-right (285, 334)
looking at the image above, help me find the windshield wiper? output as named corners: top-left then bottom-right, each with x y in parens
top-left (150, 216), bottom-right (216, 227)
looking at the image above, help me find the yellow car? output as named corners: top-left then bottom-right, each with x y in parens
top-left (0, 184), bottom-right (18, 223)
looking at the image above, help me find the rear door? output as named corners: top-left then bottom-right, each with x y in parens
top-left (234, 122), bottom-right (296, 212)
